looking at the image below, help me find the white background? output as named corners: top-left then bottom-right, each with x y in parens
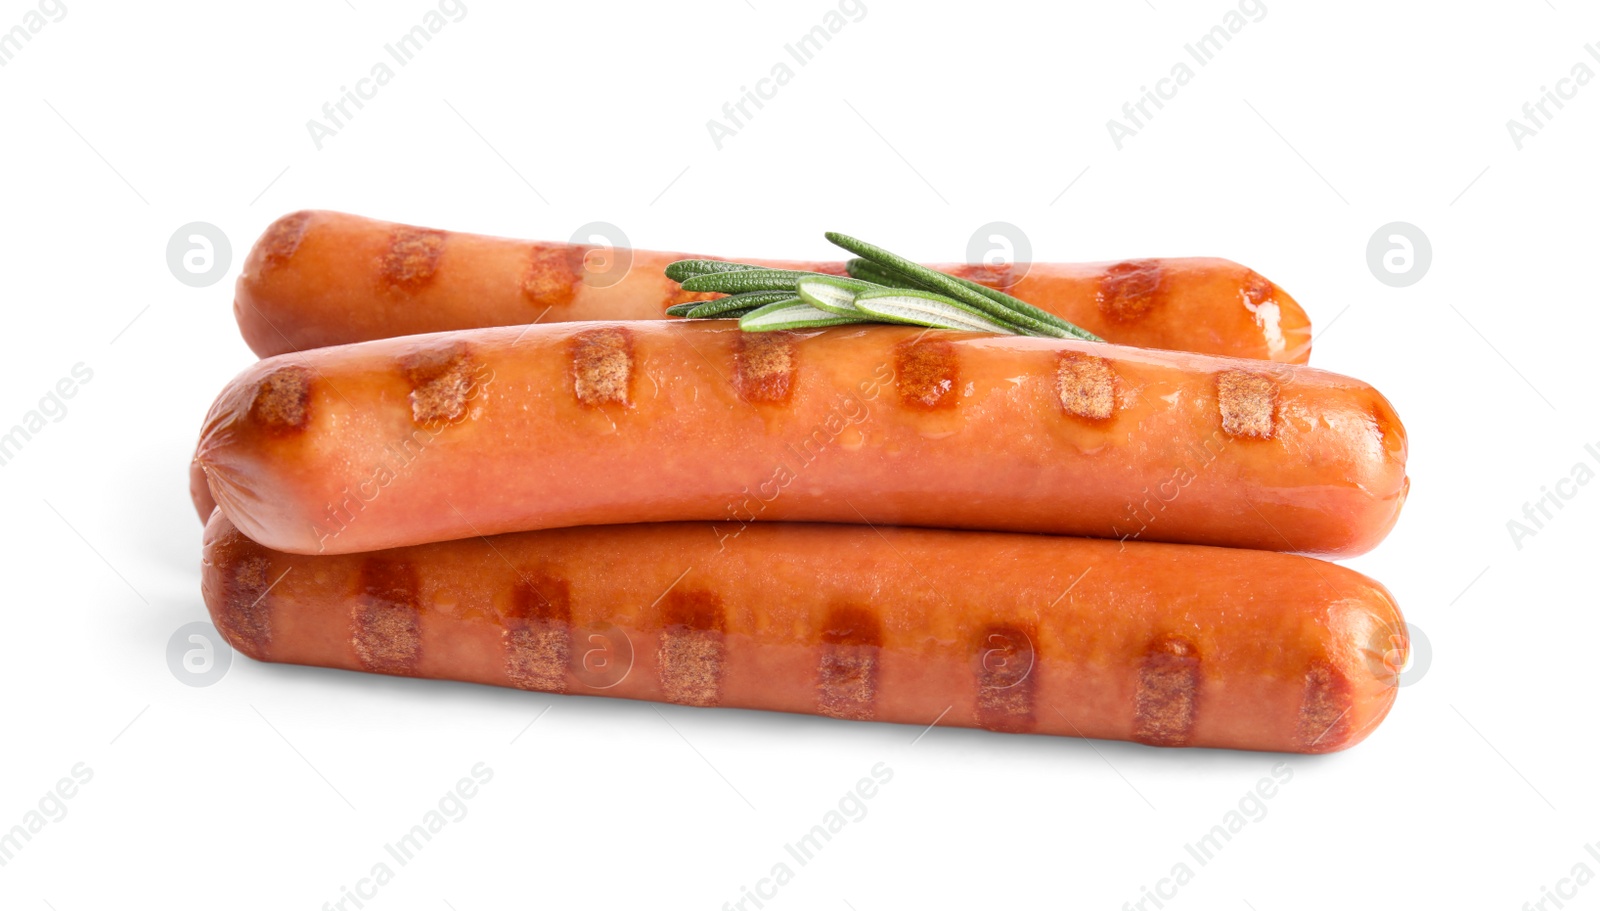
top-left (1, 1), bottom-right (1594, 908)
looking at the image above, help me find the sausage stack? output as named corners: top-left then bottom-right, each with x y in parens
top-left (192, 211), bottom-right (1409, 753)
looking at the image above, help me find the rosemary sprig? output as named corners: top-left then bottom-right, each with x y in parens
top-left (844, 258), bottom-right (921, 289)
top-left (848, 255), bottom-right (1046, 324)
top-left (738, 297), bottom-right (871, 332)
top-left (852, 288), bottom-right (1019, 333)
top-left (680, 269), bottom-right (827, 294)
top-left (680, 290), bottom-right (797, 318)
top-left (796, 278), bottom-right (1015, 333)
top-left (660, 235), bottom-right (1101, 342)
top-left (826, 232), bottom-right (1102, 342)
top-left (832, 266), bottom-right (1040, 335)
top-left (663, 259), bottom-right (765, 282)
top-left (792, 276), bottom-right (881, 317)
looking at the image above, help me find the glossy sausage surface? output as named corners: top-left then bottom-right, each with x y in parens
top-left (201, 513), bottom-right (1406, 753)
top-left (190, 458), bottom-right (217, 521)
top-left (235, 210), bottom-right (1312, 362)
top-left (195, 321), bottom-right (1406, 556)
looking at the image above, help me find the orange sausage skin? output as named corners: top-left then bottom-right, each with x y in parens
top-left (234, 210), bottom-right (1311, 363)
top-left (202, 514), bottom-right (1406, 753)
top-left (196, 321), bottom-right (1406, 558)
top-left (191, 458), bottom-right (217, 521)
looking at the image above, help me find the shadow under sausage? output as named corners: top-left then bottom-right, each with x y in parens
top-left (237, 659), bottom-right (1333, 774)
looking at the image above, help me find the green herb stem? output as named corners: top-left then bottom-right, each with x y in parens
top-left (682, 290), bottom-right (797, 318)
top-left (738, 298), bottom-right (872, 332)
top-left (851, 287), bottom-right (1019, 333)
top-left (680, 269), bottom-right (838, 294)
top-left (825, 232), bottom-right (1102, 342)
top-left (663, 259), bottom-right (769, 282)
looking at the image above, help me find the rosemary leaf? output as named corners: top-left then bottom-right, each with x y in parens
top-left (698, 306), bottom-right (758, 320)
top-left (844, 256), bottom-right (1044, 335)
top-left (825, 232), bottom-right (1102, 342)
top-left (838, 257), bottom-right (1049, 336)
top-left (852, 288), bottom-right (1020, 334)
top-left (738, 298), bottom-right (872, 332)
top-left (685, 290), bottom-right (796, 318)
top-left (844, 258), bottom-right (922, 288)
top-left (665, 302), bottom-right (701, 317)
top-left (679, 269), bottom-right (827, 294)
top-left (794, 275), bottom-right (884, 316)
top-left (941, 272), bottom-right (1104, 339)
top-left (664, 259), bottom-right (768, 282)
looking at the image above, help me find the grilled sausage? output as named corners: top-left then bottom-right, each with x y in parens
top-left (201, 513), bottom-right (1406, 753)
top-left (234, 210), bottom-right (1312, 362)
top-left (194, 321), bottom-right (1406, 556)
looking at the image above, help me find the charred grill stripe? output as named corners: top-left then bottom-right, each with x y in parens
top-left (1097, 259), bottom-right (1165, 323)
top-left (1133, 635), bottom-right (1199, 747)
top-left (1298, 659), bottom-right (1355, 753)
top-left (352, 558), bottom-right (422, 675)
top-left (657, 589), bottom-right (725, 707)
top-left (1056, 351), bottom-right (1116, 421)
top-left (248, 365), bottom-right (313, 435)
top-left (258, 211), bottom-right (313, 269)
top-left (570, 326), bottom-right (634, 407)
top-left (733, 331), bottom-right (798, 405)
top-left (380, 226), bottom-right (447, 293)
top-left (817, 605), bottom-right (882, 721)
top-left (895, 338), bottom-right (959, 411)
top-left (1217, 370), bottom-right (1278, 440)
top-left (400, 343), bottom-right (481, 427)
top-left (504, 573), bottom-right (572, 693)
top-left (975, 623), bottom-right (1036, 732)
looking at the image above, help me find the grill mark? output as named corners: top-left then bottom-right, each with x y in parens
top-left (816, 604), bottom-right (882, 721)
top-left (380, 226), bottom-right (447, 293)
top-left (1056, 351), bottom-right (1116, 421)
top-left (570, 326), bottom-right (634, 406)
top-left (895, 338), bottom-right (959, 410)
top-left (212, 527), bottom-right (273, 660)
top-left (351, 558), bottom-right (422, 675)
top-left (1298, 659), bottom-right (1355, 752)
top-left (656, 589), bottom-right (725, 707)
top-left (733, 331), bottom-right (797, 404)
top-left (248, 365), bottom-right (312, 435)
top-left (1243, 270), bottom-right (1275, 307)
top-left (503, 573), bottom-right (572, 694)
top-left (522, 244), bottom-right (587, 309)
top-left (1133, 635), bottom-right (1200, 747)
top-left (400, 343), bottom-right (479, 426)
top-left (949, 262), bottom-right (1018, 290)
top-left (1216, 370), bottom-right (1278, 439)
top-left (1097, 259), bottom-right (1165, 323)
top-left (257, 211), bottom-right (312, 269)
top-left (975, 623), bottom-right (1036, 732)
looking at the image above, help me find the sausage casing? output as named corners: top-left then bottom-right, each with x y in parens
top-left (234, 210), bottom-right (1312, 362)
top-left (202, 513), bottom-right (1405, 753)
top-left (195, 321), bottom-right (1406, 556)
